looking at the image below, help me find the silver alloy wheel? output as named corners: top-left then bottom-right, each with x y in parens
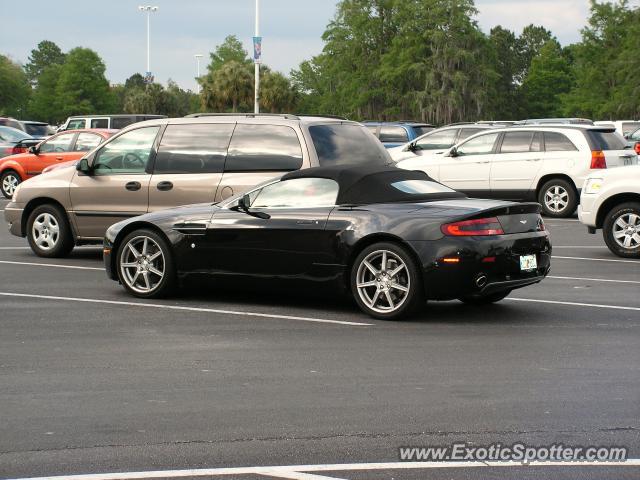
top-left (544, 185), bottom-right (569, 213)
top-left (119, 236), bottom-right (166, 294)
top-left (356, 249), bottom-right (410, 314)
top-left (32, 213), bottom-right (60, 251)
top-left (2, 173), bottom-right (19, 197)
top-left (612, 212), bottom-right (640, 249)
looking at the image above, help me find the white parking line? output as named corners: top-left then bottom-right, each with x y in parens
top-left (0, 246), bottom-right (100, 250)
top-left (552, 255), bottom-right (639, 264)
top-left (0, 260), bottom-right (102, 271)
top-left (6, 459), bottom-right (639, 480)
top-left (0, 292), bottom-right (373, 327)
top-left (551, 246), bottom-right (607, 249)
top-left (508, 297), bottom-right (640, 312)
top-left (548, 275), bottom-right (640, 285)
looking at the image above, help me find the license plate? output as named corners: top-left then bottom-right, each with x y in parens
top-left (520, 254), bottom-right (537, 271)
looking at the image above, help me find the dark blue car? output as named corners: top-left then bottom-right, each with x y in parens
top-left (363, 121), bottom-right (436, 148)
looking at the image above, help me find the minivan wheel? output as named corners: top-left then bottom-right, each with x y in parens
top-left (538, 179), bottom-right (577, 218)
top-left (602, 202), bottom-right (640, 259)
top-left (117, 229), bottom-right (176, 298)
top-left (26, 204), bottom-right (74, 258)
top-left (1, 170), bottom-right (20, 198)
top-left (351, 242), bottom-right (423, 320)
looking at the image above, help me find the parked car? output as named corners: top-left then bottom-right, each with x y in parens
top-left (57, 114), bottom-right (167, 132)
top-left (396, 125), bottom-right (638, 218)
top-left (102, 164), bottom-right (551, 319)
top-left (4, 114), bottom-right (390, 257)
top-left (0, 126), bottom-right (36, 160)
top-left (0, 117), bottom-right (24, 130)
top-left (363, 121), bottom-right (436, 148)
top-left (389, 124), bottom-right (497, 162)
top-left (517, 118), bottom-right (594, 126)
top-left (0, 129), bottom-right (115, 198)
top-left (594, 120), bottom-right (640, 139)
top-left (19, 120), bottom-right (56, 139)
top-left (624, 127), bottom-right (640, 154)
top-left (578, 166), bottom-right (640, 258)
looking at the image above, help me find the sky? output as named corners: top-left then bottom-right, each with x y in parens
top-left (0, 0), bottom-right (621, 91)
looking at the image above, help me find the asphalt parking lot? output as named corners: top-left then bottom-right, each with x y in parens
top-left (0, 196), bottom-right (638, 479)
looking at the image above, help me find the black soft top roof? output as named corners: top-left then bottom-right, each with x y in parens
top-left (282, 165), bottom-right (466, 205)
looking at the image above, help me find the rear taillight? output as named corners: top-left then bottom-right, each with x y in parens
top-left (441, 217), bottom-right (504, 236)
top-left (590, 150), bottom-right (607, 169)
top-left (6, 146), bottom-right (26, 155)
top-left (635, 142), bottom-right (640, 155)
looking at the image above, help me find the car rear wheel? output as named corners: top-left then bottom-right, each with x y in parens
top-left (351, 242), bottom-right (423, 320)
top-left (26, 204), bottom-right (74, 258)
top-left (1, 170), bottom-right (21, 198)
top-left (117, 229), bottom-right (176, 298)
top-left (602, 202), bottom-right (640, 259)
top-left (538, 179), bottom-right (577, 218)
top-left (459, 290), bottom-right (511, 305)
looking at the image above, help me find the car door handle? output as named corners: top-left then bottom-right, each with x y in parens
top-left (56, 156), bottom-right (64, 161)
top-left (296, 219), bottom-right (318, 225)
top-left (526, 158), bottom-right (542, 162)
top-left (125, 181), bottom-right (141, 191)
top-left (478, 161), bottom-right (491, 164)
top-left (157, 181), bottom-right (173, 191)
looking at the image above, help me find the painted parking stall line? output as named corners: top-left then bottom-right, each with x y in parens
top-left (508, 297), bottom-right (640, 312)
top-left (0, 260), bottom-right (103, 271)
top-left (548, 275), bottom-right (640, 285)
top-left (0, 292), bottom-right (373, 327)
top-left (552, 255), bottom-right (640, 264)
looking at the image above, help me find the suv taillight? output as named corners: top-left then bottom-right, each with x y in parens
top-left (590, 150), bottom-right (607, 169)
top-left (441, 217), bottom-right (504, 236)
top-left (635, 142), bottom-right (640, 155)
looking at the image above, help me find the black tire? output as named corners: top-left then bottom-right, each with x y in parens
top-left (117, 229), bottom-right (176, 299)
top-left (538, 178), bottom-right (578, 218)
top-left (26, 204), bottom-right (74, 258)
top-left (1, 170), bottom-right (21, 199)
top-left (350, 242), bottom-right (424, 320)
top-left (459, 290), bottom-right (511, 305)
top-left (602, 202), bottom-right (640, 259)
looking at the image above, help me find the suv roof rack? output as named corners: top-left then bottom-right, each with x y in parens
top-left (297, 114), bottom-right (348, 120)
top-left (185, 113), bottom-right (300, 120)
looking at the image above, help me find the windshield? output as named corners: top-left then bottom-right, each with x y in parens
top-left (0, 126), bottom-right (32, 142)
top-left (309, 124), bottom-right (391, 166)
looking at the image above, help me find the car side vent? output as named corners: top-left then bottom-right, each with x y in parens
top-left (172, 223), bottom-right (207, 235)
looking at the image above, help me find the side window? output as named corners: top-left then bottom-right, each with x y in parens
top-left (499, 131), bottom-right (535, 154)
top-left (40, 133), bottom-right (76, 153)
top-left (531, 132), bottom-right (543, 152)
top-left (379, 126), bottom-right (408, 143)
top-left (90, 118), bottom-right (109, 129)
top-left (456, 132), bottom-right (499, 156)
top-left (365, 125), bottom-right (379, 137)
top-left (92, 126), bottom-right (160, 175)
top-left (74, 133), bottom-right (103, 152)
top-left (416, 129), bottom-right (457, 150)
top-left (458, 128), bottom-right (484, 142)
top-left (225, 124), bottom-right (303, 172)
top-left (250, 178), bottom-right (339, 208)
top-left (544, 132), bottom-right (578, 152)
top-left (112, 117), bottom-right (135, 130)
top-left (67, 119), bottom-right (85, 130)
top-left (154, 124), bottom-right (234, 174)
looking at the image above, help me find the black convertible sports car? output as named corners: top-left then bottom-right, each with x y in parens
top-left (103, 165), bottom-right (551, 319)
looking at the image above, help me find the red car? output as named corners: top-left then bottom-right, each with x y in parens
top-left (0, 129), bottom-right (115, 198)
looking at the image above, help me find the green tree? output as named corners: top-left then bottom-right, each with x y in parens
top-left (487, 26), bottom-right (521, 119)
top-left (55, 47), bottom-right (115, 118)
top-left (260, 70), bottom-right (298, 113)
top-left (27, 64), bottom-right (62, 123)
top-left (207, 35), bottom-right (251, 72)
top-left (515, 25), bottom-right (555, 83)
top-left (124, 73), bottom-right (146, 90)
top-left (24, 40), bottom-right (65, 86)
top-left (201, 60), bottom-right (253, 112)
top-left (0, 55), bottom-right (31, 117)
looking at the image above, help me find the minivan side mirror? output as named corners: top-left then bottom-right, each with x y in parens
top-left (76, 157), bottom-right (93, 175)
top-left (28, 146), bottom-right (39, 155)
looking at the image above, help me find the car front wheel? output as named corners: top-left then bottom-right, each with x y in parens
top-left (351, 242), bottom-right (424, 320)
top-left (602, 202), bottom-right (640, 259)
top-left (117, 229), bottom-right (176, 298)
top-left (1, 170), bottom-right (21, 198)
top-left (538, 179), bottom-right (577, 218)
top-left (26, 204), bottom-right (74, 258)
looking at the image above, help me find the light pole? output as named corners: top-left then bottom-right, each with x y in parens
top-left (254, 0), bottom-right (260, 113)
top-left (194, 54), bottom-right (203, 94)
top-left (138, 5), bottom-right (158, 83)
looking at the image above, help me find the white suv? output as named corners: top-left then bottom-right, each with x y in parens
top-left (396, 126), bottom-right (638, 217)
top-left (579, 166), bottom-right (640, 258)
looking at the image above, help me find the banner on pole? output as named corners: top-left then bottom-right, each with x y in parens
top-left (253, 36), bottom-right (262, 64)
top-left (143, 71), bottom-right (154, 84)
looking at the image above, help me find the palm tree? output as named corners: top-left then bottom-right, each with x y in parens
top-left (211, 60), bottom-right (253, 112)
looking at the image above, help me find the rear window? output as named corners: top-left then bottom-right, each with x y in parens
top-left (225, 124), bottom-right (303, 172)
top-left (155, 123), bottom-right (234, 174)
top-left (391, 180), bottom-right (455, 194)
top-left (309, 124), bottom-right (390, 166)
top-left (379, 126), bottom-right (408, 143)
top-left (588, 131), bottom-right (627, 151)
top-left (23, 124), bottom-right (50, 137)
top-left (544, 132), bottom-right (578, 152)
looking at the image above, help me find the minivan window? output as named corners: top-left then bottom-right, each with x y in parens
top-left (90, 118), bottom-right (109, 129)
top-left (543, 132), bottom-right (578, 152)
top-left (309, 124), bottom-right (389, 166)
top-left (67, 119), bottom-right (85, 130)
top-left (154, 124), bottom-right (234, 174)
top-left (500, 131), bottom-right (535, 153)
top-left (225, 124), bottom-right (303, 172)
top-left (415, 129), bottom-right (457, 150)
top-left (379, 126), bottom-right (408, 143)
top-left (93, 126), bottom-right (160, 174)
top-left (111, 117), bottom-right (135, 129)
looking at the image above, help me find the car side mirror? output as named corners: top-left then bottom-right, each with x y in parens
top-left (448, 147), bottom-right (459, 157)
top-left (407, 142), bottom-right (417, 152)
top-left (76, 157), bottom-right (93, 175)
top-left (28, 146), bottom-right (39, 155)
top-left (238, 193), bottom-right (251, 211)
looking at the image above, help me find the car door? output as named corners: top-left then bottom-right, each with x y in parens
top-left (490, 131), bottom-right (544, 199)
top-left (148, 123), bottom-right (233, 211)
top-left (214, 123), bottom-right (306, 202)
top-left (69, 126), bottom-right (160, 238)
top-left (196, 177), bottom-right (339, 279)
top-left (437, 131), bottom-right (499, 195)
top-left (29, 132), bottom-right (77, 176)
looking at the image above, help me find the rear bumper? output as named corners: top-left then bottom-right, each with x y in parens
top-left (4, 203), bottom-right (25, 237)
